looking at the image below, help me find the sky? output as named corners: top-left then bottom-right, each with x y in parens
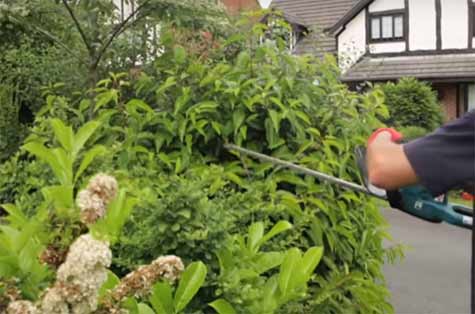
top-left (258, 0), bottom-right (272, 8)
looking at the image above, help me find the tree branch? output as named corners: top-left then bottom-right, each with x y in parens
top-left (61, 0), bottom-right (92, 53)
top-left (9, 14), bottom-right (87, 67)
top-left (92, 0), bottom-right (152, 69)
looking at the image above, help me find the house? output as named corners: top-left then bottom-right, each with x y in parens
top-left (271, 0), bottom-right (360, 56)
top-left (272, 0), bottom-right (475, 120)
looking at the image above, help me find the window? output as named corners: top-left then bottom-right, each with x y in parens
top-left (370, 12), bottom-right (405, 42)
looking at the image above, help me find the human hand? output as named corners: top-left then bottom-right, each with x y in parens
top-left (368, 128), bottom-right (403, 145)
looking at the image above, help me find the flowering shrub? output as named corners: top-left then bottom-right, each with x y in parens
top-left (1, 172), bottom-right (199, 314)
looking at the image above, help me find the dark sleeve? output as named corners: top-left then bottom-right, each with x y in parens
top-left (403, 111), bottom-right (475, 196)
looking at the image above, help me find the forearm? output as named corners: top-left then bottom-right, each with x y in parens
top-left (367, 133), bottom-right (419, 190)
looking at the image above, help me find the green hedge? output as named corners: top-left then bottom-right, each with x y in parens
top-left (381, 77), bottom-right (443, 130)
top-left (0, 22), bottom-right (402, 314)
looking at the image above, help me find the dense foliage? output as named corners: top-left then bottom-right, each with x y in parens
top-left (381, 77), bottom-right (443, 131)
top-left (399, 126), bottom-right (430, 141)
top-left (0, 0), bottom-right (228, 162)
top-left (0, 6), bottom-right (403, 314)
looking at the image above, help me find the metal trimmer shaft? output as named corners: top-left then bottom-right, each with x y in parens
top-left (224, 144), bottom-right (387, 200)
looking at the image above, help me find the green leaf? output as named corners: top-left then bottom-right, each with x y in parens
top-left (0, 256), bottom-right (17, 277)
top-left (279, 248), bottom-right (301, 296)
top-left (126, 99), bottom-right (154, 114)
top-left (94, 89), bottom-right (118, 112)
top-left (41, 185), bottom-right (74, 212)
top-left (256, 221), bottom-right (292, 250)
top-left (174, 261), bottom-right (207, 312)
top-left (247, 222), bottom-right (264, 252)
top-left (216, 248), bottom-right (233, 273)
top-left (262, 275), bottom-right (279, 311)
top-left (90, 189), bottom-right (137, 244)
top-left (122, 297), bottom-right (139, 314)
top-left (98, 270), bottom-right (120, 299)
top-left (174, 46), bottom-right (187, 64)
top-left (224, 172), bottom-right (245, 187)
top-left (138, 303), bottom-right (156, 314)
top-left (73, 121), bottom-right (101, 158)
top-left (157, 77), bottom-right (177, 95)
top-left (150, 282), bottom-right (174, 314)
top-left (209, 299), bottom-right (236, 314)
top-left (1, 204), bottom-right (27, 227)
top-left (255, 252), bottom-right (284, 274)
top-left (52, 148), bottom-right (73, 184)
top-left (50, 119), bottom-right (73, 152)
top-left (74, 145), bottom-right (107, 183)
top-left (232, 109), bottom-right (246, 131)
top-left (265, 118), bottom-right (285, 149)
top-left (22, 142), bottom-right (68, 185)
top-left (301, 247), bottom-right (324, 279)
top-left (268, 110), bottom-right (281, 133)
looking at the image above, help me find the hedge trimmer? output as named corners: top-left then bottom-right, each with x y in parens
top-left (224, 144), bottom-right (473, 230)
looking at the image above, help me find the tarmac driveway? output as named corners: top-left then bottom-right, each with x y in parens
top-left (383, 207), bottom-right (471, 314)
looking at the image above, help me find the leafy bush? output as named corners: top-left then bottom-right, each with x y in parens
top-left (0, 16), bottom-right (402, 314)
top-left (381, 77), bottom-right (443, 130)
top-left (0, 84), bottom-right (27, 162)
top-left (399, 126), bottom-right (429, 141)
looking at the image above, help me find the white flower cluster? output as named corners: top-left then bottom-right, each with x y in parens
top-left (7, 234), bottom-right (112, 314)
top-left (6, 301), bottom-right (37, 314)
top-left (76, 174), bottom-right (118, 225)
top-left (40, 234), bottom-right (112, 313)
top-left (7, 173), bottom-right (186, 314)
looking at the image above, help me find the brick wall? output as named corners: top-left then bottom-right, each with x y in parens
top-left (220, 0), bottom-right (260, 15)
top-left (433, 83), bottom-right (458, 121)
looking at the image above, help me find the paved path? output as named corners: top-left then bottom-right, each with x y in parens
top-left (383, 208), bottom-right (471, 314)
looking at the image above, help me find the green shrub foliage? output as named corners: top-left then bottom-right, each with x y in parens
top-left (0, 85), bottom-right (23, 161)
top-left (0, 20), bottom-right (402, 314)
top-left (399, 126), bottom-right (430, 141)
top-left (381, 77), bottom-right (443, 130)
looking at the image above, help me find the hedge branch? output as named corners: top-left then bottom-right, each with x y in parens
top-left (92, 0), bottom-right (152, 69)
top-left (61, 0), bottom-right (93, 53)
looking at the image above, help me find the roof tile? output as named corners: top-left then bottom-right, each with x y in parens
top-left (271, 0), bottom-right (360, 56)
top-left (342, 54), bottom-right (475, 81)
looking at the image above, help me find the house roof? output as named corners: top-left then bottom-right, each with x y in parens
top-left (327, 0), bottom-right (373, 34)
top-left (341, 53), bottom-right (475, 82)
top-left (271, 0), bottom-right (360, 56)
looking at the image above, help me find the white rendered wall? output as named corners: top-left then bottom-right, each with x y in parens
top-left (441, 0), bottom-right (469, 49)
top-left (369, 0), bottom-right (405, 12)
top-left (338, 10), bottom-right (367, 72)
top-left (409, 0), bottom-right (437, 51)
top-left (369, 42), bottom-right (406, 53)
top-left (112, 0), bottom-right (134, 20)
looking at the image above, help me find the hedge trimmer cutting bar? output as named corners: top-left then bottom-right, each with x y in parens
top-left (225, 144), bottom-right (473, 230)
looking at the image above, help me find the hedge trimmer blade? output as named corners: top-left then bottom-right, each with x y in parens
top-left (354, 146), bottom-right (388, 199)
top-left (224, 144), bottom-right (387, 200)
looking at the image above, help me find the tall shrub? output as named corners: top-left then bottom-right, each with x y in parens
top-left (381, 77), bottom-right (443, 130)
top-left (0, 17), bottom-right (402, 314)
